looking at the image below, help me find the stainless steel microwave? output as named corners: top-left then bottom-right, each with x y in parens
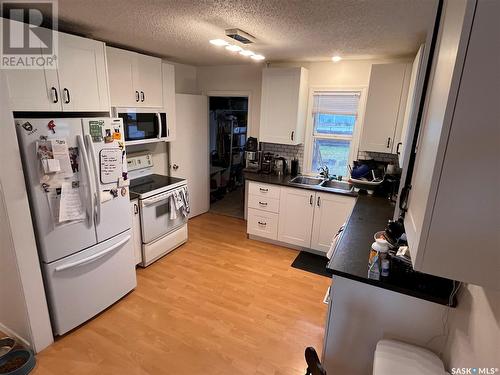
top-left (116, 110), bottom-right (168, 143)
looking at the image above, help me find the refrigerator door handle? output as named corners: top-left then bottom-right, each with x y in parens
top-left (85, 134), bottom-right (101, 225)
top-left (54, 235), bottom-right (131, 272)
top-left (77, 135), bottom-right (94, 228)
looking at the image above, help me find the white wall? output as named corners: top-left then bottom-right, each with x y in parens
top-left (197, 64), bottom-right (263, 138)
top-left (0, 73), bottom-right (53, 352)
top-left (171, 62), bottom-right (199, 94)
top-left (444, 285), bottom-right (500, 370)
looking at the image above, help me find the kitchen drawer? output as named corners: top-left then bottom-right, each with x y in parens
top-left (248, 194), bottom-right (280, 213)
top-left (247, 208), bottom-right (279, 240)
top-left (248, 182), bottom-right (281, 199)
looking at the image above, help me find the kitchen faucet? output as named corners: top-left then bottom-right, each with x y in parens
top-left (318, 165), bottom-right (330, 180)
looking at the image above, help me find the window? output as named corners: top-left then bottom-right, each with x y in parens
top-left (308, 91), bottom-right (361, 178)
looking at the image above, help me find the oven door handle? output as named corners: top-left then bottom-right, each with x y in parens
top-left (142, 194), bottom-right (171, 207)
top-left (157, 113), bottom-right (162, 139)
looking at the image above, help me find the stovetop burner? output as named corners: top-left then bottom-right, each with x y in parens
top-left (129, 174), bottom-right (185, 197)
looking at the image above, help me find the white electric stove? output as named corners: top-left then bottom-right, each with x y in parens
top-left (128, 154), bottom-right (188, 266)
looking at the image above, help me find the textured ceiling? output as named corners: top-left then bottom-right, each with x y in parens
top-left (55, 0), bottom-right (437, 66)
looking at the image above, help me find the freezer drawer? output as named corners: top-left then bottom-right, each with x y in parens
top-left (43, 230), bottom-right (136, 335)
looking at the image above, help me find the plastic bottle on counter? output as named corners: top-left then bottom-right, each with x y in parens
top-left (368, 238), bottom-right (390, 280)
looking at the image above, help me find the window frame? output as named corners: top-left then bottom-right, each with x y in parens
top-left (303, 86), bottom-right (368, 178)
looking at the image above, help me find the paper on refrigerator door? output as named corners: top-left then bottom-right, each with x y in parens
top-left (37, 138), bottom-right (74, 183)
top-left (59, 181), bottom-right (86, 222)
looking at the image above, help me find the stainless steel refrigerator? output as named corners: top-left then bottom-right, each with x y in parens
top-left (15, 117), bottom-right (136, 335)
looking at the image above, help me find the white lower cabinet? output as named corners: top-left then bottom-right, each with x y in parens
top-left (247, 181), bottom-right (355, 253)
top-left (247, 208), bottom-right (279, 240)
top-left (130, 199), bottom-right (142, 266)
top-left (277, 187), bottom-right (315, 247)
top-left (310, 192), bottom-right (356, 252)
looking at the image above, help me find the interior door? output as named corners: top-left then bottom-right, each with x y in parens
top-left (169, 94), bottom-right (209, 218)
top-left (57, 33), bottom-right (110, 112)
top-left (311, 193), bottom-right (355, 253)
top-left (277, 187), bottom-right (314, 247)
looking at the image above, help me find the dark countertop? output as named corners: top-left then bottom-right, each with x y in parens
top-left (327, 194), bottom-right (458, 307)
top-left (244, 171), bottom-right (358, 197)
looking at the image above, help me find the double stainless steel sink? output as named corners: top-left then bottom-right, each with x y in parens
top-left (288, 175), bottom-right (353, 193)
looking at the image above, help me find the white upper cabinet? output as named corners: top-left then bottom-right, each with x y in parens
top-left (3, 26), bottom-right (109, 112)
top-left (106, 47), bottom-right (163, 108)
top-left (162, 62), bottom-right (176, 141)
top-left (397, 45), bottom-right (425, 168)
top-left (259, 67), bottom-right (309, 145)
top-left (277, 187), bottom-right (315, 247)
top-left (57, 33), bottom-right (110, 112)
top-left (310, 192), bottom-right (355, 253)
top-left (405, 0), bottom-right (499, 289)
top-left (360, 63), bottom-right (411, 153)
top-left (4, 65), bottom-right (60, 112)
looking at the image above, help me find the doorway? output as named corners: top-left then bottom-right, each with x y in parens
top-left (209, 96), bottom-right (248, 219)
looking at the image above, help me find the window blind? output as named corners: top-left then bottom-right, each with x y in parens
top-left (312, 91), bottom-right (360, 115)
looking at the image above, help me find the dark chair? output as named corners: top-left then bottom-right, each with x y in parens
top-left (304, 347), bottom-right (327, 375)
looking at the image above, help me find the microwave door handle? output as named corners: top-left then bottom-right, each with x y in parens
top-left (156, 113), bottom-right (162, 139)
top-left (77, 135), bottom-right (94, 227)
top-left (85, 134), bottom-right (101, 225)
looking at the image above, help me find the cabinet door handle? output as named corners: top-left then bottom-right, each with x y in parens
top-left (386, 137), bottom-right (391, 148)
top-left (140, 91), bottom-right (145, 102)
top-left (259, 201), bottom-right (268, 206)
top-left (317, 196), bottom-right (321, 207)
top-left (257, 221), bottom-right (267, 226)
top-left (259, 188), bottom-right (268, 192)
top-left (396, 142), bottom-right (402, 155)
top-left (50, 87), bottom-right (58, 103)
top-left (135, 91), bottom-right (140, 102)
top-left (291, 131), bottom-right (295, 141)
top-left (309, 195), bottom-right (313, 205)
top-left (134, 203), bottom-right (139, 214)
top-left (172, 164), bottom-right (179, 171)
top-left (63, 88), bottom-right (70, 104)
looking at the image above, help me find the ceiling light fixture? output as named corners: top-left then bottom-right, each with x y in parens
top-left (332, 55), bottom-right (342, 62)
top-left (225, 44), bottom-right (243, 52)
top-left (209, 39), bottom-right (264, 61)
top-left (251, 54), bottom-right (265, 61)
top-left (209, 39), bottom-right (229, 46)
top-left (239, 49), bottom-right (255, 56)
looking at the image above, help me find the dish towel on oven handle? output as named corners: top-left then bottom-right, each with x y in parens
top-left (179, 186), bottom-right (190, 217)
top-left (169, 194), bottom-right (178, 220)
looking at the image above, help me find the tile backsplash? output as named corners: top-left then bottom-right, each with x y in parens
top-left (357, 151), bottom-right (399, 165)
top-left (260, 143), bottom-right (399, 175)
top-left (261, 142), bottom-right (305, 172)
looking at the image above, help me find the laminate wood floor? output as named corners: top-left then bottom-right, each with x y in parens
top-left (34, 213), bottom-right (331, 375)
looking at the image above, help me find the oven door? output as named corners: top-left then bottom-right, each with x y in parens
top-left (119, 112), bottom-right (166, 142)
top-left (139, 190), bottom-right (187, 243)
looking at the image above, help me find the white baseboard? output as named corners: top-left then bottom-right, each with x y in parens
top-left (0, 322), bottom-right (32, 349)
